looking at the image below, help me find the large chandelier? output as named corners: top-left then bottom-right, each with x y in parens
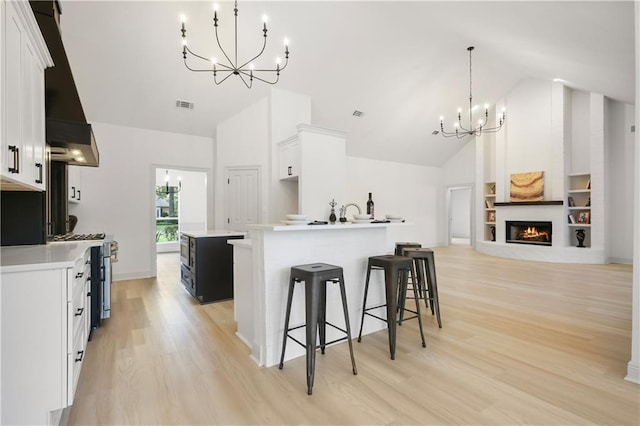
top-left (180, 1), bottom-right (290, 88)
top-left (156, 170), bottom-right (181, 196)
top-left (439, 46), bottom-right (505, 138)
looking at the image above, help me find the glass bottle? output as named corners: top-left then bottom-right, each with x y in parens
top-left (366, 192), bottom-right (375, 219)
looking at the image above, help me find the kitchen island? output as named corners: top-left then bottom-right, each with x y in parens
top-left (229, 222), bottom-right (414, 367)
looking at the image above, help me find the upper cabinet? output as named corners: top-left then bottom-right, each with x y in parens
top-left (1, 0), bottom-right (53, 191)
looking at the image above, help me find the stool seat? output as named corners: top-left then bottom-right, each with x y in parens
top-left (394, 242), bottom-right (422, 256)
top-left (279, 263), bottom-right (357, 395)
top-left (403, 248), bottom-right (442, 328)
top-left (358, 254), bottom-right (426, 360)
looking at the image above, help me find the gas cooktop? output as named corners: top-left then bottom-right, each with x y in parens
top-left (52, 233), bottom-right (106, 241)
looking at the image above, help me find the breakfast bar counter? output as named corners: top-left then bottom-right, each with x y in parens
top-left (230, 222), bottom-right (414, 367)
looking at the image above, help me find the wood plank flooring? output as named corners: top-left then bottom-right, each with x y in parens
top-left (67, 245), bottom-right (639, 425)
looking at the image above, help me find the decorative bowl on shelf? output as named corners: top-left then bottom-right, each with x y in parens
top-left (285, 214), bottom-right (307, 221)
top-left (353, 214), bottom-right (371, 220)
top-left (385, 214), bottom-right (401, 220)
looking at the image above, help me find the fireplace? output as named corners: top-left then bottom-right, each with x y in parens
top-left (505, 221), bottom-right (552, 246)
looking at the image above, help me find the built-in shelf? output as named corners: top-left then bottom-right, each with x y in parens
top-left (494, 201), bottom-right (563, 206)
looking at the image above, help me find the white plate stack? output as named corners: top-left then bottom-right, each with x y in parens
top-left (282, 214), bottom-right (308, 225)
top-left (385, 214), bottom-right (403, 223)
top-left (352, 213), bottom-right (372, 224)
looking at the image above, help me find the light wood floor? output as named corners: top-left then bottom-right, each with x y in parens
top-left (67, 246), bottom-right (639, 425)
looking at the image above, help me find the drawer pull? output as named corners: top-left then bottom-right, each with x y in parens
top-left (75, 350), bottom-right (84, 362)
top-left (75, 307), bottom-right (84, 316)
top-left (87, 291), bottom-right (91, 297)
top-left (75, 272), bottom-right (84, 279)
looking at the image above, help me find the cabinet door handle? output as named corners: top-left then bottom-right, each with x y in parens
top-left (8, 145), bottom-right (19, 173)
top-left (287, 166), bottom-right (292, 176)
top-left (87, 291), bottom-right (91, 297)
top-left (75, 307), bottom-right (84, 316)
top-left (75, 350), bottom-right (84, 362)
top-left (71, 186), bottom-right (76, 199)
top-left (77, 190), bottom-right (81, 201)
top-left (76, 272), bottom-right (84, 279)
top-left (35, 163), bottom-right (43, 183)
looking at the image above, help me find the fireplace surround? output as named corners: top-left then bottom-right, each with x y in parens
top-left (505, 221), bottom-right (552, 246)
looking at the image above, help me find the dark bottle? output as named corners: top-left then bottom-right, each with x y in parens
top-left (366, 192), bottom-right (375, 219)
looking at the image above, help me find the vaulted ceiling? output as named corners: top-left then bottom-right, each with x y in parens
top-left (59, 1), bottom-right (636, 167)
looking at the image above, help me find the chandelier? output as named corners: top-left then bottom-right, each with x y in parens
top-left (180, 1), bottom-right (290, 88)
top-left (439, 46), bottom-right (506, 138)
top-left (156, 170), bottom-right (181, 195)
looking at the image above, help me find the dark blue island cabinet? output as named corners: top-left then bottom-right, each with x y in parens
top-left (179, 231), bottom-right (245, 304)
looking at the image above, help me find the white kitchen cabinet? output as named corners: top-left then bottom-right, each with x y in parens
top-left (68, 165), bottom-right (82, 202)
top-left (0, 0), bottom-right (52, 191)
top-left (0, 246), bottom-right (91, 424)
top-left (277, 136), bottom-right (300, 180)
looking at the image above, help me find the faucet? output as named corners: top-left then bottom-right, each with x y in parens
top-left (340, 203), bottom-right (362, 220)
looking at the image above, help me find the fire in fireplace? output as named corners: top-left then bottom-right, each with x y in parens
top-left (505, 221), bottom-right (552, 246)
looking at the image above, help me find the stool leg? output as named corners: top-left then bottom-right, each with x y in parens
top-left (357, 261), bottom-right (373, 342)
top-left (416, 259), bottom-right (430, 310)
top-left (318, 279), bottom-right (327, 354)
top-left (426, 254), bottom-right (442, 328)
top-left (279, 276), bottom-right (297, 369)
top-left (397, 269), bottom-right (408, 325)
top-left (338, 274), bottom-right (357, 375)
top-left (384, 266), bottom-right (399, 360)
top-left (409, 265), bottom-right (426, 348)
top-left (305, 279), bottom-right (321, 395)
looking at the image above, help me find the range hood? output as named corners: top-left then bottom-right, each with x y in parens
top-left (30, 1), bottom-right (99, 166)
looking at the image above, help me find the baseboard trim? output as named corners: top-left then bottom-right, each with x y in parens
top-left (625, 361), bottom-right (640, 384)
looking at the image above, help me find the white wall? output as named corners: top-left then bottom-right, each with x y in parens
top-left (345, 156), bottom-right (442, 250)
top-left (214, 97), bottom-right (270, 229)
top-left (69, 122), bottom-right (214, 280)
top-left (605, 100), bottom-right (635, 264)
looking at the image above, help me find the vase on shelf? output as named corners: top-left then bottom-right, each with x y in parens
top-left (575, 229), bottom-right (586, 248)
top-left (490, 226), bottom-right (496, 242)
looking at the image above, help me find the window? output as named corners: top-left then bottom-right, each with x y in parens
top-left (156, 186), bottom-right (179, 242)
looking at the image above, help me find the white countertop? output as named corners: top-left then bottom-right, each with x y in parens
top-left (228, 239), bottom-right (253, 248)
top-left (0, 240), bottom-right (102, 273)
top-left (181, 230), bottom-right (246, 238)
top-left (247, 222), bottom-right (411, 232)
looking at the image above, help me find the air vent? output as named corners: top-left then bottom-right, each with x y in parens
top-left (432, 130), bottom-right (439, 135)
top-left (352, 110), bottom-right (364, 118)
top-left (175, 99), bottom-right (194, 110)
top-left (631, 125), bottom-right (636, 133)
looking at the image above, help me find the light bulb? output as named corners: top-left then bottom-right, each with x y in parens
top-left (484, 103), bottom-right (489, 109)
top-left (213, 3), bottom-right (219, 11)
top-left (210, 57), bottom-right (217, 64)
top-left (478, 119), bottom-right (483, 125)
top-left (457, 107), bottom-right (462, 113)
top-left (454, 122), bottom-right (460, 128)
top-left (250, 63), bottom-right (255, 70)
top-left (439, 116), bottom-right (444, 121)
top-left (262, 14), bottom-right (268, 23)
top-left (182, 39), bottom-right (188, 46)
top-left (284, 38), bottom-right (289, 46)
top-left (180, 14), bottom-right (186, 23)
top-left (276, 57), bottom-right (282, 65)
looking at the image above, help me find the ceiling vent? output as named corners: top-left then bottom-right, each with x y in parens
top-left (175, 99), bottom-right (195, 110)
top-left (432, 130), bottom-right (439, 135)
top-left (352, 110), bottom-right (364, 118)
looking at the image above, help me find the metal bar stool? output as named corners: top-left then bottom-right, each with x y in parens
top-left (404, 248), bottom-right (442, 328)
top-left (278, 263), bottom-right (357, 395)
top-left (357, 255), bottom-right (426, 360)
top-left (395, 242), bottom-right (422, 322)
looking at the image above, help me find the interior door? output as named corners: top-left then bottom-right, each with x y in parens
top-left (225, 167), bottom-right (259, 231)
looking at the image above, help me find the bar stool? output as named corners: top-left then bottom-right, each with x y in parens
top-left (357, 255), bottom-right (426, 360)
top-left (403, 248), bottom-right (442, 328)
top-left (278, 263), bottom-right (357, 395)
top-left (394, 242), bottom-right (421, 256)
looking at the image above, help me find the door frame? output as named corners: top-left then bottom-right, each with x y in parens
top-left (224, 165), bottom-right (262, 231)
top-left (149, 164), bottom-right (212, 277)
top-left (446, 184), bottom-right (475, 247)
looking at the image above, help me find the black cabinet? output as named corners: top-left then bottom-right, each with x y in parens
top-left (180, 233), bottom-right (244, 304)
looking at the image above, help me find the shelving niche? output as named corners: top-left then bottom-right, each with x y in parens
top-left (484, 182), bottom-right (496, 241)
top-left (567, 173), bottom-right (591, 247)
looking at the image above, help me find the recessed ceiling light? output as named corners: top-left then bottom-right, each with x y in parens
top-left (352, 110), bottom-right (364, 118)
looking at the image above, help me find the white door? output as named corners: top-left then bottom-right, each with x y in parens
top-left (225, 167), bottom-right (260, 231)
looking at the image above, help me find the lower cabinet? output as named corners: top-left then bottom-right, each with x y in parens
top-left (180, 233), bottom-right (244, 304)
top-left (0, 248), bottom-right (91, 424)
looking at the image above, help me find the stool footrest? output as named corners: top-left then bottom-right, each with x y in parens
top-left (285, 321), bottom-right (350, 349)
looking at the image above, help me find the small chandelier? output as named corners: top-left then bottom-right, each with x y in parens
top-left (180, 1), bottom-right (290, 88)
top-left (156, 170), bottom-right (181, 195)
top-left (439, 46), bottom-right (506, 138)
